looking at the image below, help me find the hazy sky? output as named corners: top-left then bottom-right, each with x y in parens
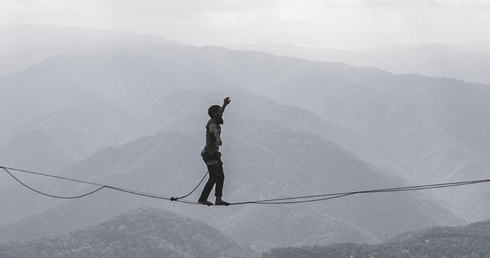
top-left (1, 0), bottom-right (490, 49)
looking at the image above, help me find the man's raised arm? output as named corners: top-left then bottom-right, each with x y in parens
top-left (221, 97), bottom-right (231, 114)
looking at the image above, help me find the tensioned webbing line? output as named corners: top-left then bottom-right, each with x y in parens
top-left (228, 178), bottom-right (490, 205)
top-left (2, 165), bottom-right (490, 206)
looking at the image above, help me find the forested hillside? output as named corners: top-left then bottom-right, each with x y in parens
top-left (0, 208), bottom-right (256, 258)
top-left (260, 219), bottom-right (490, 258)
top-left (2, 208), bottom-right (489, 258)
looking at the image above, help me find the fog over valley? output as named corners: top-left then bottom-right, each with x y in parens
top-left (1, 22), bottom-right (490, 257)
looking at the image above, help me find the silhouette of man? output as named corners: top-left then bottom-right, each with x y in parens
top-left (198, 97), bottom-right (231, 206)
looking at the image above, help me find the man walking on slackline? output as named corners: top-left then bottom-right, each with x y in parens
top-left (198, 97), bottom-right (231, 206)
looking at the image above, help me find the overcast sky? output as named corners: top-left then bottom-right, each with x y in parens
top-left (1, 0), bottom-right (490, 49)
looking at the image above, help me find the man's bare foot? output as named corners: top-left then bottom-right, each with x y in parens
top-left (215, 198), bottom-right (230, 206)
top-left (198, 200), bottom-right (213, 206)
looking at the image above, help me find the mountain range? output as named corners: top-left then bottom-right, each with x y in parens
top-left (224, 41), bottom-right (490, 85)
top-left (0, 89), bottom-right (457, 251)
top-left (1, 23), bottom-right (490, 252)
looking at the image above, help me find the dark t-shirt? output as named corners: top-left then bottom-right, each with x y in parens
top-left (203, 119), bottom-right (221, 153)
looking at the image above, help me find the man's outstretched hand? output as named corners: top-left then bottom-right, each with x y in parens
top-left (223, 97), bottom-right (231, 107)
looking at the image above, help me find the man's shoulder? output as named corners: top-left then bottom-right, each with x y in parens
top-left (206, 119), bottom-right (217, 128)
top-left (206, 119), bottom-right (220, 126)
top-left (206, 120), bottom-right (220, 132)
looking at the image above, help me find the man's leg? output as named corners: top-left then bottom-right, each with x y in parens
top-left (199, 152), bottom-right (220, 205)
top-left (214, 159), bottom-right (229, 206)
top-left (214, 162), bottom-right (224, 197)
top-left (199, 165), bottom-right (218, 205)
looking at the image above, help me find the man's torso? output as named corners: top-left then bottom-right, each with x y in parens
top-left (203, 119), bottom-right (221, 153)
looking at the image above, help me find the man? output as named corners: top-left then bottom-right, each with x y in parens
top-left (198, 97), bottom-right (231, 206)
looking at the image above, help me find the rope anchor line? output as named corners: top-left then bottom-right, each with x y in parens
top-left (170, 171), bottom-right (209, 201)
top-left (2, 165), bottom-right (490, 206)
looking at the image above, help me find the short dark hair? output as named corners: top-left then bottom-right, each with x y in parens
top-left (208, 105), bottom-right (221, 118)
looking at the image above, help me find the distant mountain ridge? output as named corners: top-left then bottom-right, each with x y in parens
top-left (224, 42), bottom-right (490, 85)
top-left (0, 22), bottom-right (175, 78)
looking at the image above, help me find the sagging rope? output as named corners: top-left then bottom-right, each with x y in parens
top-left (2, 165), bottom-right (490, 206)
top-left (1, 166), bottom-right (201, 205)
top-left (4, 167), bottom-right (107, 199)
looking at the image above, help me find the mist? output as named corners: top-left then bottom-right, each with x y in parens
top-left (1, 4), bottom-right (490, 256)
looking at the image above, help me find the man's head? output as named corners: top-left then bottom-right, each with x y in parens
top-left (208, 105), bottom-right (224, 124)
